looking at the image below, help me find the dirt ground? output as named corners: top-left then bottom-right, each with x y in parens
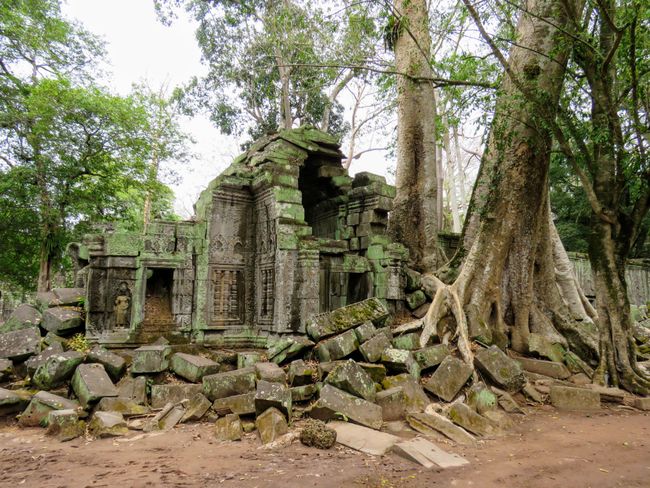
top-left (0, 405), bottom-right (648, 488)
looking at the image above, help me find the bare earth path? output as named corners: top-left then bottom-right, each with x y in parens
top-left (0, 406), bottom-right (648, 488)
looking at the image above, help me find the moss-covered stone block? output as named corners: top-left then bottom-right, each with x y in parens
top-left (202, 367), bottom-right (256, 401)
top-left (32, 352), bottom-right (84, 390)
top-left (423, 356), bottom-right (472, 402)
top-left (474, 346), bottom-right (525, 392)
top-left (307, 297), bottom-right (389, 341)
top-left (171, 353), bottom-right (220, 383)
top-left (324, 360), bottom-right (376, 402)
top-left (46, 409), bottom-right (85, 441)
top-left (71, 363), bottom-right (118, 408)
top-left (19, 391), bottom-right (79, 427)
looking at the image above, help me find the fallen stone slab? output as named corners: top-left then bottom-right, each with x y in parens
top-left (406, 412), bottom-right (476, 446)
top-left (0, 327), bottom-right (41, 361)
top-left (291, 384), bottom-right (317, 402)
top-left (391, 333), bottom-right (421, 351)
top-left (46, 409), bottom-right (85, 441)
top-left (255, 380), bottom-right (292, 419)
top-left (358, 362), bottom-right (387, 383)
top-left (585, 384), bottom-right (626, 404)
top-left (144, 402), bottom-right (185, 431)
top-left (633, 397), bottom-right (650, 410)
top-left (325, 360), bottom-right (376, 402)
top-left (72, 363), bottom-right (118, 408)
top-left (256, 407), bottom-right (288, 444)
top-left (214, 413), bottom-right (243, 441)
top-left (86, 347), bottom-right (126, 381)
top-left (32, 351), bottom-right (84, 390)
top-left (288, 359), bottom-right (314, 386)
top-left (328, 420), bottom-right (399, 455)
top-left (376, 387), bottom-right (406, 421)
top-left (268, 336), bottom-right (314, 364)
top-left (51, 288), bottom-right (85, 306)
top-left (25, 342), bottom-right (64, 376)
top-left (19, 391), bottom-right (80, 427)
top-left (392, 437), bottom-right (469, 469)
top-left (315, 329), bottom-right (359, 362)
top-left (528, 333), bottom-right (565, 363)
top-left (359, 333), bottom-right (391, 363)
top-left (491, 386), bottom-right (525, 414)
top-left (131, 344), bottom-right (171, 374)
top-left (212, 392), bottom-right (256, 415)
top-left (523, 382), bottom-right (546, 403)
top-left (405, 290), bottom-right (427, 311)
top-left (448, 402), bottom-right (500, 437)
top-left (41, 307), bottom-right (83, 334)
top-left (381, 348), bottom-right (420, 379)
top-left (412, 303), bottom-right (430, 319)
top-left (354, 322), bottom-right (378, 343)
top-left (89, 411), bottom-right (128, 437)
top-left (237, 351), bottom-right (263, 369)
top-left (36, 291), bottom-right (59, 309)
top-left (413, 344), bottom-right (450, 371)
top-left (117, 376), bottom-right (147, 405)
top-left (0, 358), bottom-right (11, 381)
top-left (151, 384), bottom-right (202, 409)
top-left (517, 357), bottom-right (571, 380)
top-left (170, 353), bottom-right (220, 383)
top-left (255, 362), bottom-right (286, 383)
top-left (382, 374), bottom-right (429, 413)
top-left (97, 397), bottom-right (149, 417)
top-left (423, 356), bottom-right (473, 402)
top-left (0, 388), bottom-right (32, 415)
top-left (307, 297), bottom-right (389, 341)
top-left (467, 382), bottom-right (498, 415)
top-left (550, 385), bottom-right (600, 410)
top-left (474, 346), bottom-right (525, 392)
top-left (308, 384), bottom-right (383, 430)
top-left (393, 319), bottom-right (424, 335)
top-left (181, 392), bottom-right (211, 422)
top-left (300, 419), bottom-right (337, 449)
top-left (202, 367), bottom-right (256, 401)
top-left (0, 304), bottom-right (42, 333)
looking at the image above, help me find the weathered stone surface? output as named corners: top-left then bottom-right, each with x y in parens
top-left (474, 346), bottom-right (525, 392)
top-left (72, 363), bottom-right (118, 408)
top-left (413, 302), bottom-right (430, 319)
top-left (381, 348), bottom-right (420, 379)
top-left (392, 437), bottom-right (469, 469)
top-left (89, 411), bottom-right (128, 437)
top-left (19, 391), bottom-right (79, 427)
top-left (255, 362), bottom-right (286, 383)
top-left (329, 420), bottom-right (398, 455)
top-left (405, 290), bottom-right (426, 310)
top-left (256, 407), bottom-right (288, 444)
top-left (151, 384), bottom-right (202, 409)
top-left (0, 358), bottom-right (11, 381)
top-left (237, 351), bottom-right (263, 369)
top-left (214, 413), bottom-right (242, 441)
top-left (633, 397), bottom-right (650, 410)
top-left (144, 402), bottom-right (185, 431)
top-left (467, 382), bottom-right (497, 415)
top-left (36, 291), bottom-right (58, 309)
top-left (382, 374), bottom-right (429, 412)
top-left (41, 307), bottom-right (83, 334)
top-left (268, 336), bottom-right (314, 364)
top-left (407, 412), bottom-right (476, 445)
top-left (359, 333), bottom-right (391, 363)
top-left (0, 388), bottom-right (32, 415)
top-left (482, 410), bottom-right (514, 430)
top-left (0, 327), bottom-right (41, 361)
top-left (354, 322), bottom-right (377, 343)
top-left (447, 402), bottom-right (500, 437)
top-left (307, 298), bottom-right (389, 341)
top-left (528, 333), bottom-right (565, 363)
top-left (202, 367), bottom-right (256, 401)
top-left (413, 344), bottom-right (450, 370)
top-left (25, 342), bottom-right (64, 376)
top-left (287, 359), bottom-right (314, 386)
top-left (391, 333), bottom-right (421, 351)
top-left (308, 384), bottom-right (382, 430)
top-left (0, 304), bottom-right (41, 333)
top-left (32, 351), bottom-right (84, 390)
top-left (52, 288), bottom-right (85, 306)
top-left (517, 357), bottom-right (571, 380)
top-left (522, 382), bottom-right (546, 403)
top-left (324, 360), bottom-right (376, 402)
top-left (315, 329), bottom-right (359, 362)
top-left (291, 384), bottom-right (317, 402)
top-left (491, 386), bottom-right (524, 414)
top-left (97, 397), bottom-right (149, 417)
top-left (170, 353), bottom-right (220, 383)
top-left (87, 347), bottom-right (126, 381)
top-left (212, 392), bottom-right (256, 415)
top-left (255, 380), bottom-right (292, 419)
top-left (300, 419), bottom-right (337, 449)
top-left (46, 409), bottom-right (85, 441)
top-left (181, 393), bottom-right (211, 422)
top-left (131, 345), bottom-right (171, 374)
top-left (116, 376), bottom-right (147, 405)
top-left (357, 362), bottom-right (386, 383)
top-left (423, 356), bottom-right (473, 402)
top-left (376, 387), bottom-right (406, 421)
top-left (550, 385), bottom-right (600, 410)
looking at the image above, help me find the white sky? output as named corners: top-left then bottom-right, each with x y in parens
top-left (62, 0), bottom-right (395, 217)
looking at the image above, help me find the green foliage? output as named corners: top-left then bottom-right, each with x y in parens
top-left (66, 332), bottom-right (90, 353)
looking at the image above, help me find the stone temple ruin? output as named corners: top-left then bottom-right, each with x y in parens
top-left (76, 127), bottom-right (410, 347)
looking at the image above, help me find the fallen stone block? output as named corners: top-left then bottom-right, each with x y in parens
top-left (308, 384), bottom-right (382, 430)
top-left (89, 411), bottom-right (128, 437)
top-left (268, 336), bottom-right (314, 364)
top-left (393, 319), bottom-right (424, 335)
top-left (307, 297), bottom-right (389, 341)
top-left (51, 288), bottom-right (85, 306)
top-left (467, 382), bottom-right (498, 414)
top-left (405, 290), bottom-right (427, 311)
top-left (585, 384), bottom-right (626, 404)
top-left (87, 347), bottom-right (126, 381)
top-left (0, 327), bottom-right (41, 361)
top-left (474, 346), bottom-right (525, 392)
top-left (300, 419), bottom-right (337, 449)
top-left (36, 291), bottom-right (59, 309)
top-left (256, 407), bottom-right (288, 444)
top-left (357, 362), bottom-right (386, 383)
top-left (491, 386), bottom-right (525, 414)
top-left (382, 374), bottom-right (429, 412)
top-left (0, 358), bottom-right (11, 381)
top-left (381, 348), bottom-right (420, 379)
top-left (41, 307), bottom-right (83, 334)
top-left (359, 332), bottom-right (391, 363)
top-left (413, 344), bottom-right (450, 371)
top-left (523, 382), bottom-right (546, 403)
top-left (32, 351), bottom-right (84, 390)
top-left (131, 344), bottom-right (171, 374)
top-left (528, 333), bottom-right (565, 363)
top-left (202, 367), bottom-right (256, 401)
top-left (413, 302), bottom-right (430, 319)
top-left (291, 384), bottom-right (317, 402)
top-left (517, 357), bottom-right (571, 380)
top-left (46, 409), bottom-right (85, 441)
top-left (170, 353), bottom-right (220, 383)
top-left (354, 322), bottom-right (378, 343)
top-left (181, 392), bottom-right (211, 422)
top-left (324, 360), bottom-right (376, 402)
top-left (116, 376), bottom-right (147, 405)
top-left (448, 402), bottom-right (500, 437)
top-left (255, 380), bottom-right (292, 419)
top-left (328, 420), bottom-right (398, 455)
top-left (482, 410), bottom-right (514, 429)
top-left (97, 397), bottom-right (149, 417)
top-left (237, 351), bottom-right (263, 369)
top-left (151, 384), bottom-right (202, 409)
top-left (25, 342), bottom-right (64, 376)
top-left (315, 329), bottom-right (359, 362)
top-left (255, 362), bottom-right (286, 383)
top-left (424, 356), bottom-right (473, 402)
top-left (550, 385), bottom-right (600, 410)
top-left (0, 388), bottom-right (32, 415)
top-left (407, 412), bottom-right (476, 446)
top-left (392, 437), bottom-right (469, 469)
top-left (212, 392), bottom-right (256, 415)
top-left (72, 363), bottom-right (118, 408)
top-left (0, 304), bottom-right (41, 333)
top-left (376, 387), bottom-right (406, 421)
top-left (144, 402), bottom-right (185, 431)
top-left (288, 359), bottom-right (314, 386)
top-left (19, 391), bottom-right (79, 427)
top-left (633, 397), bottom-right (650, 410)
top-left (214, 413), bottom-right (242, 441)
top-left (391, 333), bottom-right (421, 351)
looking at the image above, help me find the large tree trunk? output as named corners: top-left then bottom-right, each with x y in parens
top-left (389, 0), bottom-right (439, 273)
top-left (421, 0), bottom-right (598, 362)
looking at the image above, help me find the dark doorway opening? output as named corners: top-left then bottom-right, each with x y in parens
top-left (144, 268), bottom-right (174, 324)
top-left (347, 272), bottom-right (371, 305)
top-left (299, 158), bottom-right (343, 238)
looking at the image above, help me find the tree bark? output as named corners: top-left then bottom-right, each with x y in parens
top-left (442, 115), bottom-right (461, 232)
top-left (389, 0), bottom-right (439, 272)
